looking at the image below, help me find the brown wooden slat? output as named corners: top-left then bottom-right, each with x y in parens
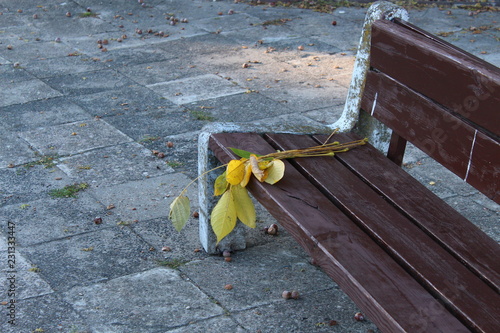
top-left (361, 70), bottom-right (500, 203)
top-left (387, 131), bottom-right (407, 166)
top-left (317, 131), bottom-right (500, 294)
top-left (370, 19), bottom-right (500, 136)
top-left (210, 132), bottom-right (469, 333)
top-left (267, 133), bottom-right (500, 333)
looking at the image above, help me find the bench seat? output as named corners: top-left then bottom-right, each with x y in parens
top-left (209, 131), bottom-right (500, 332)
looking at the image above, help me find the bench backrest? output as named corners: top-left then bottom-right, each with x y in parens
top-left (360, 19), bottom-right (500, 204)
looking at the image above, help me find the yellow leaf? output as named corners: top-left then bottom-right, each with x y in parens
top-left (264, 159), bottom-right (285, 184)
top-left (226, 159), bottom-right (246, 185)
top-left (169, 195), bottom-right (190, 232)
top-left (240, 163), bottom-right (252, 188)
top-left (214, 172), bottom-right (228, 196)
top-left (211, 190), bottom-right (237, 243)
top-left (232, 185), bottom-right (256, 228)
top-left (249, 155), bottom-right (266, 182)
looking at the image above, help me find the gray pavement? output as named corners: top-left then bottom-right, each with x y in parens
top-left (0, 1), bottom-right (498, 332)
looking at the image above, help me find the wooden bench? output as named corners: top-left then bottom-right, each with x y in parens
top-left (197, 2), bottom-right (500, 332)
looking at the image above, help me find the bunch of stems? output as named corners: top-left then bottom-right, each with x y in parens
top-left (259, 138), bottom-right (368, 160)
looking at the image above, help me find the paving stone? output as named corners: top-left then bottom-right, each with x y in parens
top-left (0, 250), bottom-right (53, 300)
top-left (57, 142), bottom-right (171, 187)
top-left (18, 119), bottom-right (133, 156)
top-left (194, 12), bottom-right (261, 33)
top-left (89, 173), bottom-right (193, 223)
top-left (166, 316), bottom-right (245, 333)
top-left (0, 63), bottom-right (35, 82)
top-left (221, 24), bottom-right (300, 47)
top-left (62, 267), bottom-right (225, 332)
top-left (155, 32), bottom-right (239, 56)
top-left (69, 85), bottom-right (175, 118)
top-left (232, 288), bottom-right (379, 333)
top-left (23, 54), bottom-right (109, 78)
top-left (179, 239), bottom-right (338, 312)
top-left (0, 164), bottom-right (71, 207)
top-left (0, 131), bottom-right (37, 168)
top-left (117, 57), bottom-right (208, 86)
top-left (444, 195), bottom-right (500, 243)
top-left (147, 73), bottom-right (247, 105)
top-left (0, 79), bottom-right (63, 107)
top-left (100, 107), bottom-right (205, 140)
top-left (0, 193), bottom-right (105, 246)
top-left (0, 293), bottom-right (91, 333)
top-left (183, 92), bottom-right (295, 123)
top-left (73, 41), bottom-right (175, 67)
top-left (0, 97), bottom-right (92, 131)
top-left (41, 69), bottom-right (137, 96)
top-left (20, 227), bottom-right (159, 291)
top-left (30, 12), bottom-right (118, 39)
top-left (0, 39), bottom-right (79, 63)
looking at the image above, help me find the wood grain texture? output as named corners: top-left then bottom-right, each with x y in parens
top-left (370, 19), bottom-right (500, 136)
top-left (362, 71), bottom-right (500, 203)
top-left (317, 132), bottom-right (500, 294)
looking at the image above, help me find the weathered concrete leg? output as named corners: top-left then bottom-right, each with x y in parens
top-left (198, 131), bottom-right (246, 254)
top-left (331, 1), bottom-right (409, 153)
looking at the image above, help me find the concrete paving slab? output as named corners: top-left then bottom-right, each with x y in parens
top-left (445, 194), bottom-right (500, 243)
top-left (0, 64), bottom-right (35, 82)
top-left (147, 73), bottom-right (247, 104)
top-left (0, 79), bottom-right (63, 107)
top-left (155, 32), bottom-right (241, 56)
top-left (21, 226), bottom-right (159, 291)
top-left (179, 239), bottom-right (340, 312)
top-left (312, 7), bottom-right (368, 51)
top-left (221, 24), bottom-right (300, 47)
top-left (68, 85), bottom-right (175, 118)
top-left (130, 216), bottom-right (207, 262)
top-left (0, 97), bottom-right (93, 131)
top-left (232, 288), bottom-right (379, 333)
top-left (166, 316), bottom-right (246, 333)
top-left (0, 250), bottom-right (53, 300)
top-left (117, 58), bottom-right (208, 86)
top-left (104, 109), bottom-right (207, 141)
top-left (195, 12), bottom-right (261, 33)
top-left (0, 293), bottom-right (91, 333)
top-left (23, 54), bottom-right (109, 79)
top-left (62, 267), bottom-right (226, 332)
top-left (183, 92), bottom-right (294, 123)
top-left (30, 13), bottom-right (118, 39)
top-left (0, 40), bottom-right (79, 63)
top-left (0, 193), bottom-right (105, 246)
top-left (58, 142), bottom-right (171, 187)
top-left (42, 69), bottom-right (138, 96)
top-left (0, 164), bottom-right (71, 207)
top-left (88, 173), bottom-right (190, 223)
top-left (0, 132), bottom-right (37, 168)
top-left (18, 119), bottom-right (133, 156)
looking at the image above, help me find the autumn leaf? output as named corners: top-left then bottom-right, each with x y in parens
top-left (240, 163), bottom-right (252, 188)
top-left (232, 185), bottom-right (256, 228)
top-left (226, 159), bottom-right (247, 185)
top-left (211, 190), bottom-right (237, 243)
top-left (169, 195), bottom-right (190, 232)
top-left (264, 159), bottom-right (285, 184)
top-left (229, 147), bottom-right (261, 159)
top-left (214, 171), bottom-right (228, 196)
top-left (249, 155), bottom-right (267, 182)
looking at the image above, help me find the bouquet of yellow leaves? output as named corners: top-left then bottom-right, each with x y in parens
top-left (169, 135), bottom-right (367, 244)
